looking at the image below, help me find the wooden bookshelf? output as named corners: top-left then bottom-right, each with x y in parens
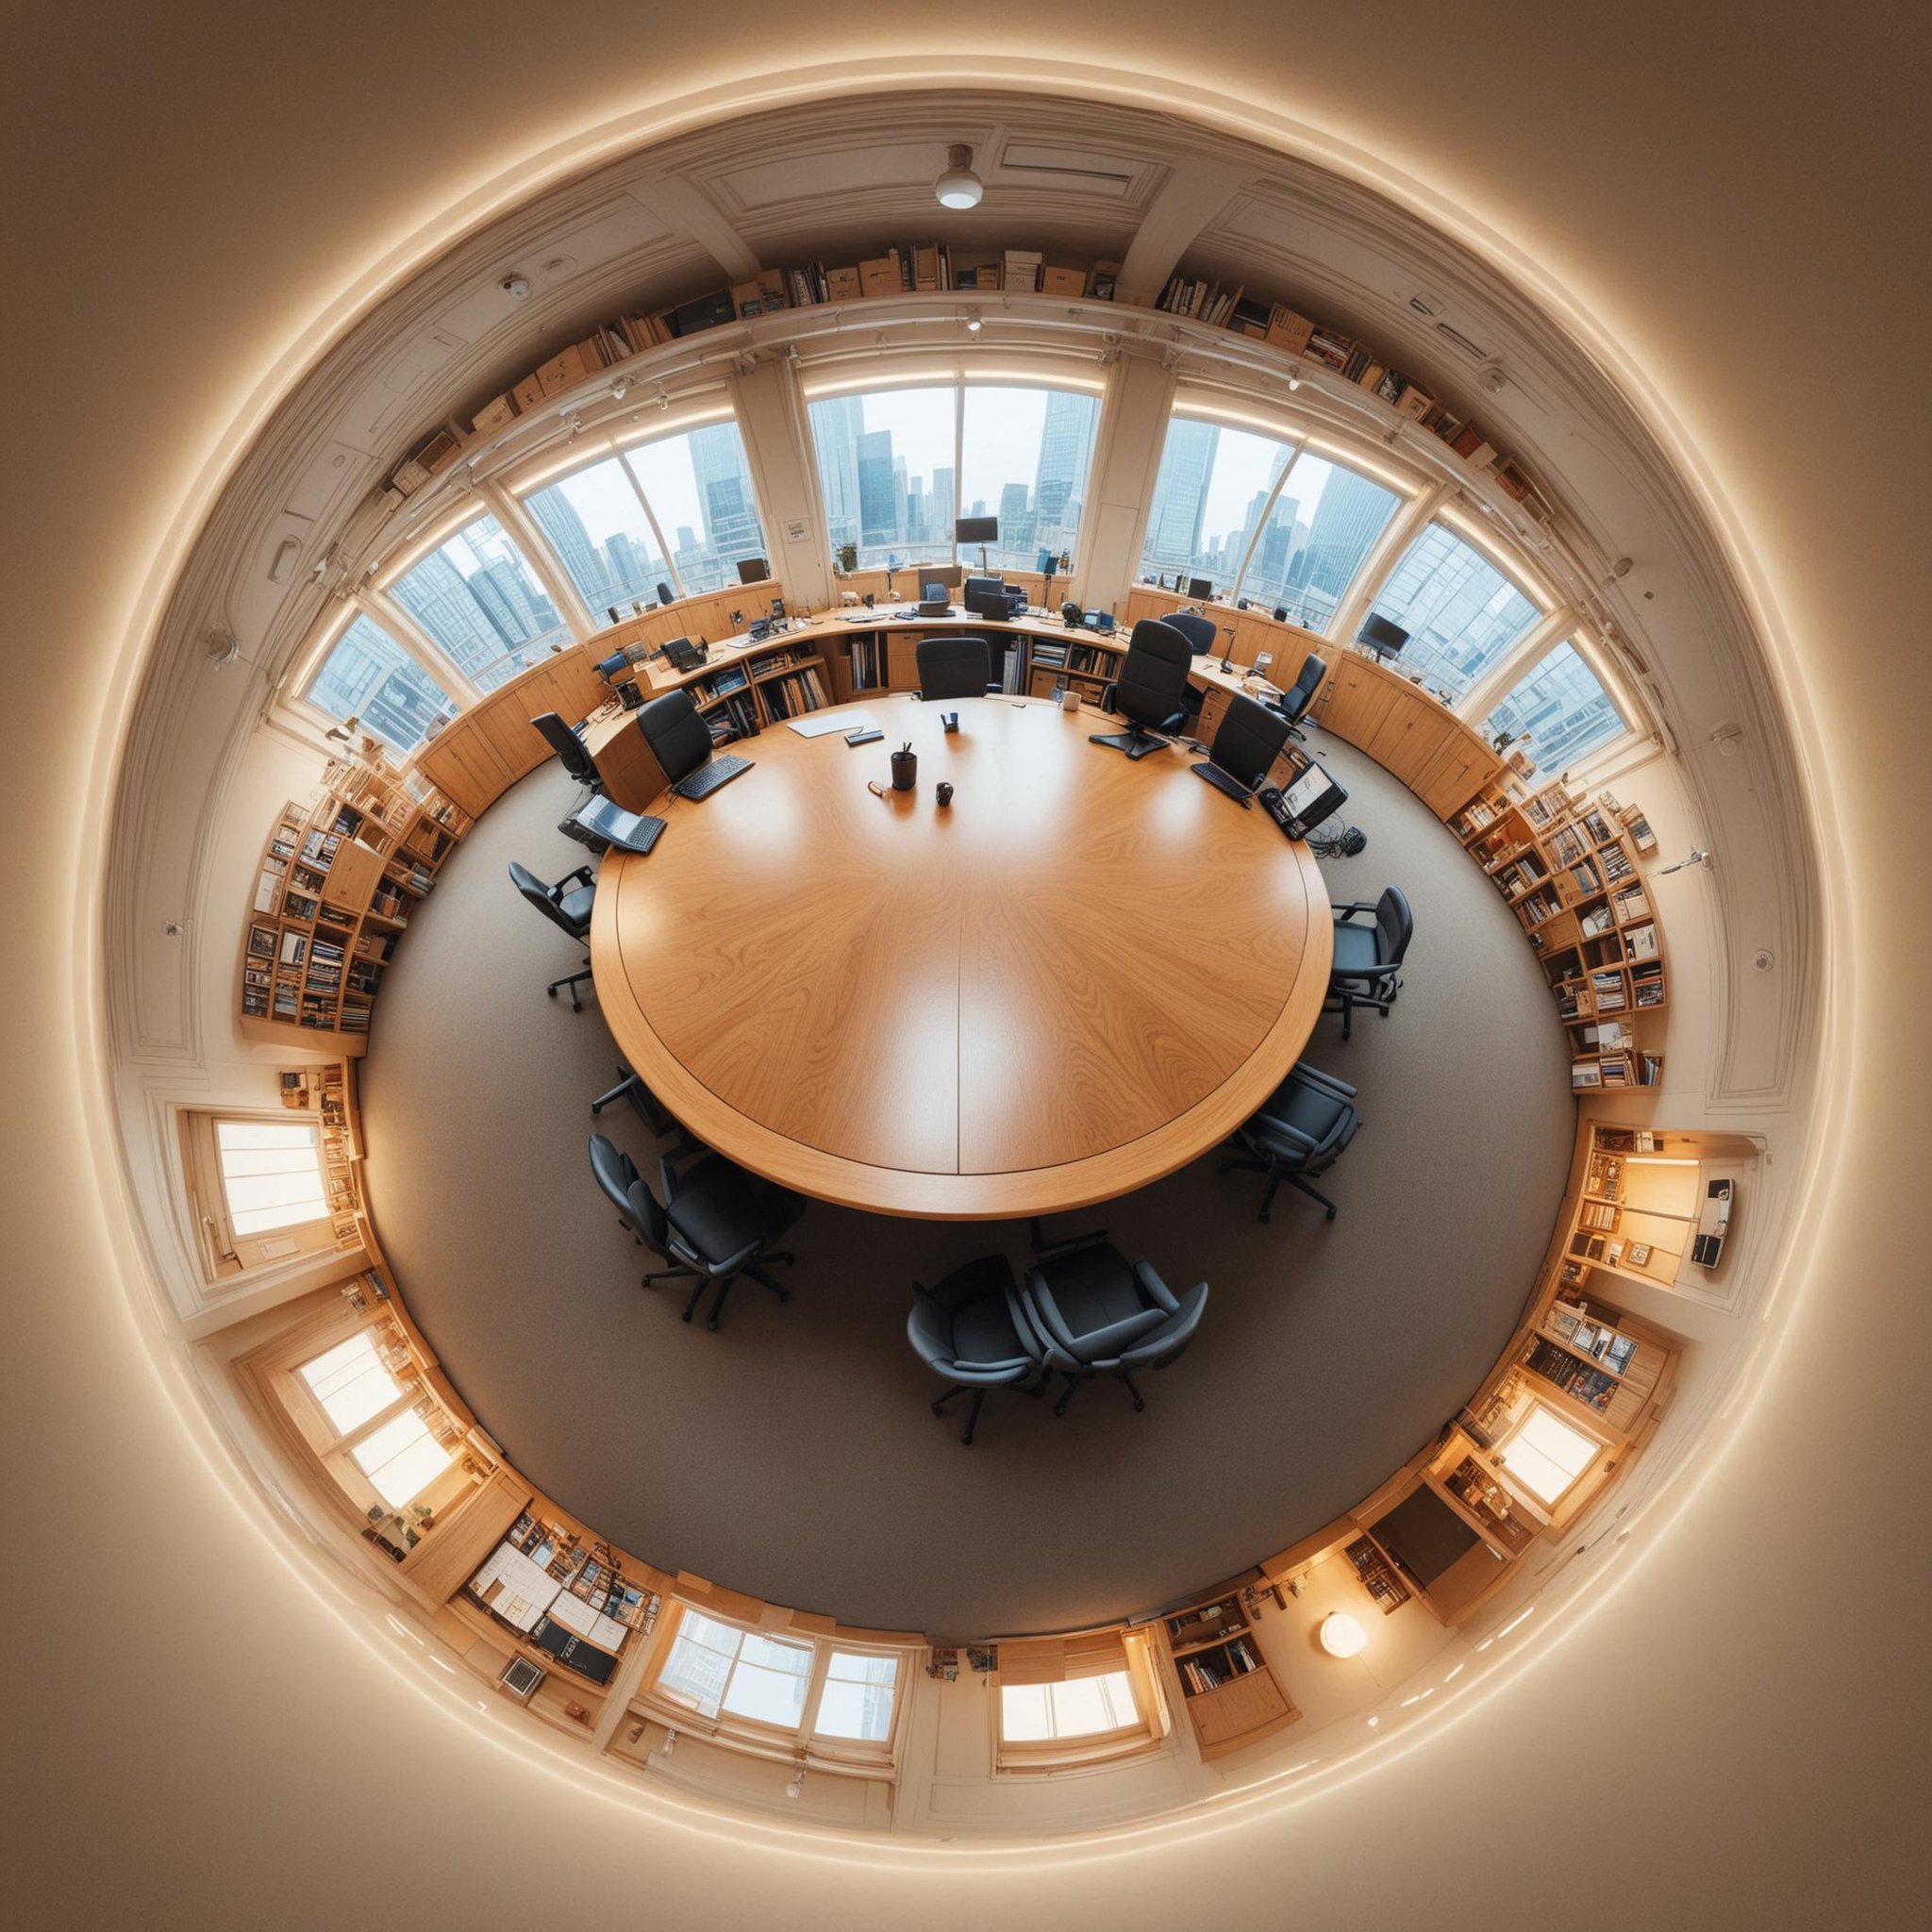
top-left (1158, 1586), bottom-right (1300, 1761)
top-left (1454, 782), bottom-right (1669, 1094)
top-left (241, 758), bottom-right (469, 1052)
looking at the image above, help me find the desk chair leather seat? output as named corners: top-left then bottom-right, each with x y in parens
top-left (1328, 885), bottom-right (1413, 1038)
top-left (915, 634), bottom-right (997, 701)
top-left (508, 860), bottom-right (597, 1009)
top-left (588, 1133), bottom-right (803, 1331)
top-left (638, 688), bottom-right (716, 786)
top-left (1163, 610), bottom-right (1217, 656)
top-left (532, 710), bottom-right (603, 791)
top-left (1019, 1239), bottom-right (1209, 1415)
top-left (906, 1253), bottom-right (1043, 1445)
top-left (1220, 1060), bottom-right (1361, 1222)
top-left (1278, 652), bottom-right (1326, 739)
top-left (1091, 618), bottom-right (1192, 759)
top-left (1206, 691), bottom-right (1291, 792)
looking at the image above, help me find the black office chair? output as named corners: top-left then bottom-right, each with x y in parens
top-left (1275, 652), bottom-right (1326, 739)
top-left (1163, 610), bottom-right (1217, 657)
top-left (507, 860), bottom-right (596, 1009)
top-left (531, 710), bottom-right (603, 793)
top-left (1091, 618), bottom-right (1192, 760)
top-left (1017, 1237), bottom-right (1209, 1416)
top-left (638, 688), bottom-right (752, 802)
top-left (914, 635), bottom-right (997, 701)
top-left (587, 1133), bottom-right (803, 1331)
top-left (1194, 691), bottom-right (1291, 804)
top-left (906, 1254), bottom-right (1044, 1445)
top-left (1328, 885), bottom-right (1414, 1038)
top-left (1220, 1061), bottom-right (1361, 1222)
top-left (590, 1062), bottom-right (681, 1139)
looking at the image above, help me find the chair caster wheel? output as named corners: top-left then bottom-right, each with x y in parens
top-left (1257, 1208), bottom-right (1271, 1224)
top-left (1217, 1162), bottom-right (1232, 1176)
top-left (960, 1432), bottom-right (975, 1448)
top-left (681, 1310), bottom-right (694, 1324)
top-left (931, 1400), bottom-right (947, 1416)
top-left (546, 987), bottom-right (558, 999)
top-left (776, 1289), bottom-right (791, 1303)
top-left (1325, 1207), bottom-right (1337, 1220)
top-left (707, 1316), bottom-right (721, 1332)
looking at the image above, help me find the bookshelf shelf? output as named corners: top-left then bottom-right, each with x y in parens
top-left (1158, 1588), bottom-right (1300, 1761)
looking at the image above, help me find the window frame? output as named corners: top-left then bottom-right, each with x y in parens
top-left (179, 1108), bottom-right (335, 1280)
top-left (990, 1627), bottom-right (1170, 1774)
top-left (803, 368), bottom-right (1106, 573)
top-left (1480, 635), bottom-right (1636, 778)
top-left (1494, 1398), bottom-right (1608, 1512)
top-left (639, 1601), bottom-right (912, 1778)
top-left (288, 601), bottom-right (469, 754)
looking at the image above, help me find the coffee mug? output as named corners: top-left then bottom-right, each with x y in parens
top-left (1059, 689), bottom-right (1081, 714)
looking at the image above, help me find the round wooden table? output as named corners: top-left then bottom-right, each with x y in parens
top-left (591, 696), bottom-right (1332, 1219)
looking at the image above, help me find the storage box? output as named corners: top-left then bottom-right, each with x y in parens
top-left (1265, 306), bottom-right (1315, 355)
top-left (858, 254), bottom-right (904, 297)
top-left (824, 265), bottom-right (863, 303)
top-left (1040, 264), bottom-right (1087, 297)
top-left (470, 392), bottom-right (518, 437)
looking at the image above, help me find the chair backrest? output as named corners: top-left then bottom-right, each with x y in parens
top-left (532, 710), bottom-right (599, 786)
top-left (1113, 618), bottom-right (1194, 730)
top-left (1209, 692), bottom-right (1291, 791)
top-left (905, 1287), bottom-right (957, 1373)
top-left (1376, 885), bottom-right (1415, 966)
top-left (1252, 1072), bottom-right (1357, 1172)
top-left (588, 1134), bottom-right (669, 1247)
top-left (1163, 610), bottom-right (1217, 656)
top-left (1124, 1281), bottom-right (1210, 1369)
top-left (638, 689), bottom-right (713, 786)
top-left (1281, 652), bottom-right (1326, 722)
top-left (508, 860), bottom-right (589, 940)
top-left (915, 634), bottom-right (992, 701)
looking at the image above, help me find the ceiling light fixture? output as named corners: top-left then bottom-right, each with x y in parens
top-left (964, 308), bottom-right (983, 334)
top-left (935, 144), bottom-right (984, 209)
top-left (1319, 1612), bottom-right (1369, 1658)
top-left (1286, 362), bottom-right (1304, 391)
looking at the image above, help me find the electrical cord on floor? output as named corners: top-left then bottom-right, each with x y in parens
top-left (1309, 823), bottom-right (1368, 858)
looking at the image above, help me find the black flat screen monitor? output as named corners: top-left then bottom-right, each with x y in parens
top-left (1186, 575), bottom-right (1214, 600)
top-left (736, 556), bottom-right (770, 585)
top-left (1358, 613), bottom-right (1410, 660)
top-left (955, 514), bottom-right (999, 544)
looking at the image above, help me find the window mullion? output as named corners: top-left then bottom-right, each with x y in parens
top-left (362, 589), bottom-right (485, 708)
top-left (479, 477), bottom-right (595, 641)
top-left (1325, 478), bottom-right (1450, 645)
top-left (616, 448), bottom-right (685, 598)
top-left (1458, 605), bottom-right (1575, 724)
top-left (952, 380), bottom-right (966, 567)
top-left (798, 1645), bottom-right (833, 1741)
top-left (1230, 435), bottom-right (1306, 603)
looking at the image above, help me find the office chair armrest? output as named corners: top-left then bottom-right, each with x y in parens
top-left (983, 682), bottom-right (1003, 693)
top-left (1118, 1283), bottom-right (1210, 1363)
top-left (1250, 1114), bottom-right (1320, 1153)
top-left (552, 865), bottom-right (597, 898)
top-left (1097, 679), bottom-right (1119, 714)
top-left (1327, 958), bottom-right (1396, 984)
top-left (1332, 900), bottom-right (1382, 920)
top-left (1159, 706), bottom-right (1186, 733)
top-left (1131, 1259), bottom-right (1179, 1316)
top-left (945, 1357), bottom-right (1040, 1385)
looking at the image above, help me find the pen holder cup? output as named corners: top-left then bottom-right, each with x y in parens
top-left (1059, 689), bottom-right (1082, 714)
top-left (890, 749), bottom-right (918, 792)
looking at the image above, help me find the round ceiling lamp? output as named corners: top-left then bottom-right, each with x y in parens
top-left (935, 144), bottom-right (984, 209)
top-left (1319, 1612), bottom-right (1369, 1658)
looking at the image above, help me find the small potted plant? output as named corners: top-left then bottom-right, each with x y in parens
top-left (835, 541), bottom-right (858, 576)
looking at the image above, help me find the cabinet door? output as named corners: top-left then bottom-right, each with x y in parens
top-left (1319, 658), bottom-right (1393, 746)
top-left (1196, 688), bottom-right (1231, 743)
top-left (1413, 734), bottom-right (1506, 821)
top-left (1363, 695), bottom-right (1457, 787)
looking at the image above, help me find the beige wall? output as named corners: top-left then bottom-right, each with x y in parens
top-left (4, 4), bottom-right (1928, 1925)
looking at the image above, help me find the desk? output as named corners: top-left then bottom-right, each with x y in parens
top-left (590, 696), bottom-right (1330, 1220)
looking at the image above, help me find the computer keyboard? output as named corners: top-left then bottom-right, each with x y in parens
top-left (1191, 760), bottom-right (1255, 806)
top-left (674, 752), bottom-right (754, 802)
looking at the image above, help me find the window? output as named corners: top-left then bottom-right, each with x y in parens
top-left (806, 381), bottom-right (1101, 572)
top-left (348, 1407), bottom-right (453, 1508)
top-left (809, 385), bottom-right (958, 569)
top-left (645, 1607), bottom-right (906, 1768)
top-left (386, 512), bottom-right (570, 692)
top-left (211, 1119), bottom-right (326, 1235)
top-left (1485, 640), bottom-right (1626, 773)
top-left (302, 612), bottom-right (457, 753)
top-left (619, 421), bottom-right (768, 595)
top-left (1499, 1402), bottom-right (1600, 1505)
top-left (1137, 415), bottom-right (1399, 620)
top-left (1367, 524), bottom-right (1543, 699)
top-left (958, 384), bottom-right (1100, 572)
top-left (999, 1670), bottom-right (1140, 1741)
top-left (993, 1629), bottom-right (1166, 1770)
top-left (296, 1329), bottom-right (402, 1435)
top-left (523, 455), bottom-right (671, 614)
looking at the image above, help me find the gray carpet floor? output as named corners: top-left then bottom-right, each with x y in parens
top-left (360, 730), bottom-right (1572, 1639)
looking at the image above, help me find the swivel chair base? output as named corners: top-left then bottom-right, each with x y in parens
top-left (643, 1253), bottom-right (794, 1331)
top-left (1217, 1154), bottom-right (1340, 1224)
top-left (1053, 1367), bottom-right (1147, 1417)
top-left (547, 955), bottom-right (593, 1011)
top-left (1089, 727), bottom-right (1166, 761)
top-left (932, 1375), bottom-right (1044, 1445)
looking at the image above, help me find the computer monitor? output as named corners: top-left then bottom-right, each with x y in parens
top-left (955, 515), bottom-right (998, 543)
top-left (736, 556), bottom-right (770, 585)
top-left (1186, 575), bottom-right (1214, 601)
top-left (1357, 613), bottom-right (1410, 660)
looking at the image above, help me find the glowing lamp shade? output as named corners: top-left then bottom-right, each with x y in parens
top-left (1319, 1612), bottom-right (1369, 1658)
top-left (935, 144), bottom-right (984, 210)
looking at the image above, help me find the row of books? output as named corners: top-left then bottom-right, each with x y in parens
top-left (759, 667), bottom-right (828, 720)
top-left (1175, 1638), bottom-right (1262, 1695)
top-left (1523, 1337), bottom-right (1618, 1412)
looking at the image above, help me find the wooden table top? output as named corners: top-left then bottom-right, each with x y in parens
top-left (590, 695), bottom-right (1332, 1220)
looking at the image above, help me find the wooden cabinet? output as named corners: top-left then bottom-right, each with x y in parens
top-left (1159, 1587), bottom-right (1300, 1762)
top-left (414, 647), bottom-right (607, 819)
top-left (1312, 651), bottom-right (1503, 821)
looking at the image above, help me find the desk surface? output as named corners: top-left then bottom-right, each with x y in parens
top-left (590, 696), bottom-right (1331, 1220)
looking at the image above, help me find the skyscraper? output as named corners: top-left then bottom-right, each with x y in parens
top-left (857, 428), bottom-right (899, 550)
top-left (524, 487), bottom-right (612, 610)
top-left (1141, 418), bottom-right (1219, 576)
top-left (688, 423), bottom-right (765, 573)
top-left (1033, 391), bottom-right (1096, 542)
top-left (810, 395), bottom-right (864, 555)
top-left (1369, 523), bottom-right (1539, 693)
top-left (388, 549), bottom-right (506, 682)
top-left (1288, 466), bottom-right (1398, 626)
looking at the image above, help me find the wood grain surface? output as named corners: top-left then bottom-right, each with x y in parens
top-left (591, 696), bottom-right (1331, 1219)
